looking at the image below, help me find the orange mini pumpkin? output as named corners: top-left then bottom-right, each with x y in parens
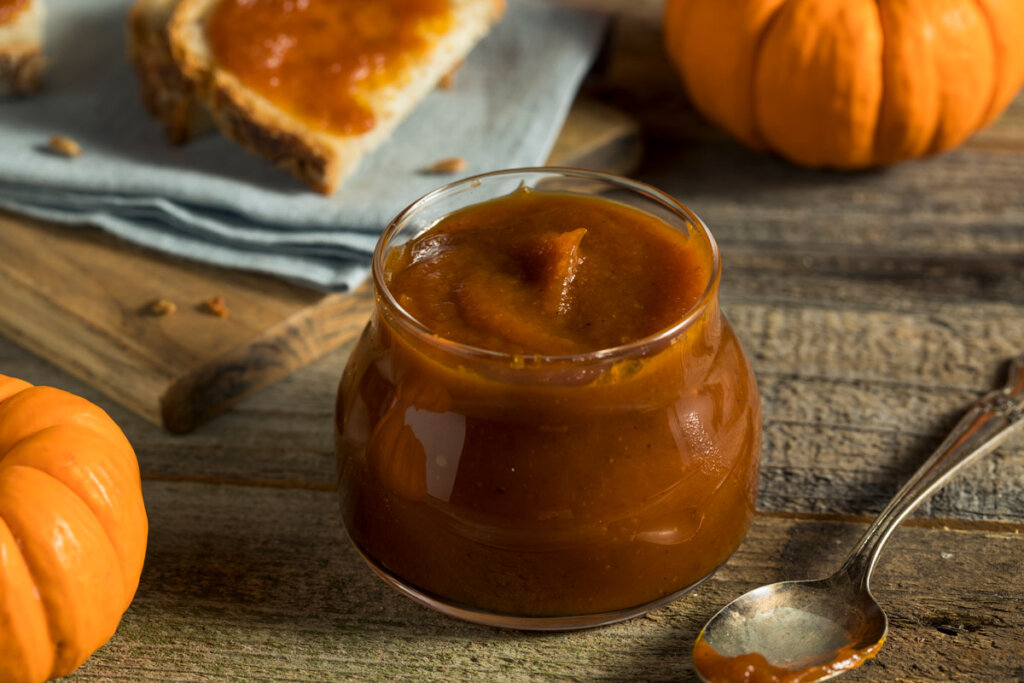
top-left (0, 375), bottom-right (148, 683)
top-left (664, 0), bottom-right (1024, 167)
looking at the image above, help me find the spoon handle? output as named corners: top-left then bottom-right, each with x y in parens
top-left (839, 352), bottom-right (1024, 589)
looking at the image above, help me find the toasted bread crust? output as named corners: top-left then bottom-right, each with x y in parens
top-left (0, 48), bottom-right (42, 94)
top-left (210, 83), bottom-right (338, 193)
top-left (170, 0), bottom-right (505, 194)
top-left (128, 0), bottom-right (210, 144)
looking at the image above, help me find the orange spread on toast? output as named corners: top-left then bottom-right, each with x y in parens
top-left (0, 0), bottom-right (30, 24)
top-left (207, 0), bottom-right (453, 135)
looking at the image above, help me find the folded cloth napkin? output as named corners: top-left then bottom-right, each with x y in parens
top-left (0, 0), bottom-right (606, 291)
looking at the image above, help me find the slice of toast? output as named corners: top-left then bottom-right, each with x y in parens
top-left (169, 0), bottom-right (505, 194)
top-left (0, 0), bottom-right (45, 96)
top-left (128, 0), bottom-right (211, 144)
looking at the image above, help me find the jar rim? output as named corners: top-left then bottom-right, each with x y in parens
top-left (371, 167), bottom-right (722, 364)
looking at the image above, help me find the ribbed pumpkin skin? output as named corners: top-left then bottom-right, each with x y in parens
top-left (0, 376), bottom-right (147, 683)
top-left (664, 0), bottom-right (1024, 168)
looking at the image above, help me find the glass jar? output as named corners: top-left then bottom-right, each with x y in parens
top-left (335, 168), bottom-right (761, 630)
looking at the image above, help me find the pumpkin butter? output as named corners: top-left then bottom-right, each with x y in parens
top-left (385, 189), bottom-right (710, 355)
top-left (336, 177), bottom-right (761, 622)
top-left (692, 638), bottom-right (884, 683)
top-left (0, 0), bottom-right (30, 24)
top-left (207, 0), bottom-right (452, 134)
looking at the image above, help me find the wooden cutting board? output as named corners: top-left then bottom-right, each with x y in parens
top-left (0, 98), bottom-right (640, 433)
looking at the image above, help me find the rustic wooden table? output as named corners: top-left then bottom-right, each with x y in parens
top-left (4, 19), bottom-right (1023, 683)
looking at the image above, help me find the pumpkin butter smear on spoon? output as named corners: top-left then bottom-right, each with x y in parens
top-left (692, 352), bottom-right (1024, 683)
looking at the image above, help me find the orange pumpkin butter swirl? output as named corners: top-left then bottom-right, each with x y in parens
top-left (207, 0), bottom-right (454, 135)
top-left (0, 0), bottom-right (30, 24)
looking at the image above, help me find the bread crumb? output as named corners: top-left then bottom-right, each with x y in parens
top-left (438, 60), bottom-right (463, 90)
top-left (203, 296), bottom-right (230, 318)
top-left (148, 298), bottom-right (177, 316)
top-left (425, 157), bottom-right (467, 174)
top-left (48, 135), bottom-right (82, 157)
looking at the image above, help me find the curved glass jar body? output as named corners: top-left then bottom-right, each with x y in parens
top-left (336, 169), bottom-right (761, 630)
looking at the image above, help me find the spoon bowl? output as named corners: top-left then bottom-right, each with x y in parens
top-left (696, 573), bottom-right (886, 681)
top-left (694, 352), bottom-right (1024, 682)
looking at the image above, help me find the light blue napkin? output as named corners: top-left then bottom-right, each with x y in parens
top-left (0, 0), bottom-right (605, 290)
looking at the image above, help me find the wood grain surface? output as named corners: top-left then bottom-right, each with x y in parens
top-left (1, 15), bottom-right (1022, 683)
top-left (0, 97), bottom-right (639, 434)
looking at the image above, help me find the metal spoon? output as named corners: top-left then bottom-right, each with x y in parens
top-left (693, 353), bottom-right (1024, 682)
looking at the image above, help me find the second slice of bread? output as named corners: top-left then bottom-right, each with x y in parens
top-left (169, 0), bottom-right (505, 194)
top-left (0, 0), bottom-right (46, 96)
top-left (128, 0), bottom-right (211, 144)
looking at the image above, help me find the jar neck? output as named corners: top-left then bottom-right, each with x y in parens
top-left (373, 279), bottom-right (724, 382)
